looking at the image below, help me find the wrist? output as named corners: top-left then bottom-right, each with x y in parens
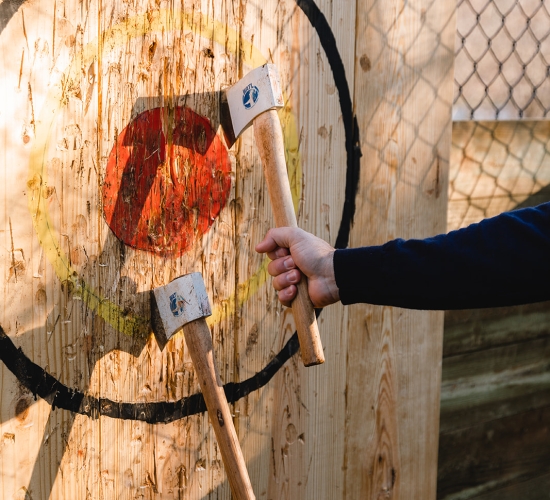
top-left (324, 249), bottom-right (340, 305)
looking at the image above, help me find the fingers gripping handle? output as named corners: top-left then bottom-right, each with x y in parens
top-left (183, 319), bottom-right (255, 499)
top-left (253, 109), bottom-right (325, 366)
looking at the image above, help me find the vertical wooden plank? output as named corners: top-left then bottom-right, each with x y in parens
top-left (289, 1), bottom-right (358, 498)
top-left (344, 1), bottom-right (455, 499)
top-left (233, 1), bottom-right (356, 499)
top-left (235, 1), bottom-right (358, 498)
top-left (0, 1), bottom-right (86, 497)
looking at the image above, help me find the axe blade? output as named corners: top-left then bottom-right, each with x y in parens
top-left (150, 273), bottom-right (212, 350)
top-left (219, 64), bottom-right (284, 148)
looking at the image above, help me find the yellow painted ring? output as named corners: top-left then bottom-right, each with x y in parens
top-left (28, 9), bottom-right (302, 336)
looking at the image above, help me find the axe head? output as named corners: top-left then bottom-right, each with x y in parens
top-left (150, 272), bottom-right (212, 349)
top-left (220, 64), bottom-right (284, 148)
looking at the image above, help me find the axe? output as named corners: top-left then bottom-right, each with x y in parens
top-left (220, 64), bottom-right (325, 367)
top-left (150, 273), bottom-right (255, 500)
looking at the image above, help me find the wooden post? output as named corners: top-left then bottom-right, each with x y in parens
top-left (0, 0), bottom-right (455, 498)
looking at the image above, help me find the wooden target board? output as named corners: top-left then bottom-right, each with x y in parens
top-left (0, 0), bottom-right (455, 499)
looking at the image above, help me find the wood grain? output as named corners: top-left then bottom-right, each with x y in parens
top-left (343, 0), bottom-right (456, 499)
top-left (440, 336), bottom-right (550, 432)
top-left (467, 472), bottom-right (550, 500)
top-left (443, 301), bottom-right (550, 357)
top-left (438, 405), bottom-right (550, 500)
top-left (0, 0), bottom-right (453, 498)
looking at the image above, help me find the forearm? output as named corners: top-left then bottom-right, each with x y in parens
top-left (334, 203), bottom-right (550, 310)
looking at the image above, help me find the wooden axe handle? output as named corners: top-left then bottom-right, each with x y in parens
top-left (253, 109), bottom-right (325, 367)
top-left (183, 319), bottom-right (255, 500)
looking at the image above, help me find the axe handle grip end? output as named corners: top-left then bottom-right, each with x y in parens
top-left (253, 109), bottom-right (325, 366)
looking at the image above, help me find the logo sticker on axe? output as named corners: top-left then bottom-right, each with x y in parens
top-left (242, 83), bottom-right (260, 109)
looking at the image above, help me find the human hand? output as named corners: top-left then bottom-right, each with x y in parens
top-left (255, 227), bottom-right (340, 308)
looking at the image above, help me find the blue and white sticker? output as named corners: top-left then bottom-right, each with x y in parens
top-left (242, 83), bottom-right (259, 109)
top-left (170, 292), bottom-right (186, 317)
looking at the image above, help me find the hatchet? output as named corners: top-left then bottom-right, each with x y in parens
top-left (220, 64), bottom-right (325, 367)
top-left (150, 272), bottom-right (255, 500)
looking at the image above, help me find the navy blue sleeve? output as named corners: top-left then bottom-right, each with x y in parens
top-left (333, 202), bottom-right (550, 310)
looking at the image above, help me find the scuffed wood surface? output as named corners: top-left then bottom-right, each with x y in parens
top-left (0, 0), bottom-right (354, 498)
top-left (0, 0), bottom-right (454, 499)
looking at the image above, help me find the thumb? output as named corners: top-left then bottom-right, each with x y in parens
top-left (255, 227), bottom-right (299, 254)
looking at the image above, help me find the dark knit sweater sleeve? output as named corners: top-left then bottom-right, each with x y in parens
top-left (333, 202), bottom-right (550, 310)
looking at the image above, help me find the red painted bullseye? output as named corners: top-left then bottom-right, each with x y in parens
top-left (103, 107), bottom-right (232, 256)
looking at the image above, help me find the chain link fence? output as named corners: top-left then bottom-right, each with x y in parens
top-left (448, 120), bottom-right (550, 229)
top-left (449, 0), bottom-right (550, 232)
top-left (453, 0), bottom-right (550, 120)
